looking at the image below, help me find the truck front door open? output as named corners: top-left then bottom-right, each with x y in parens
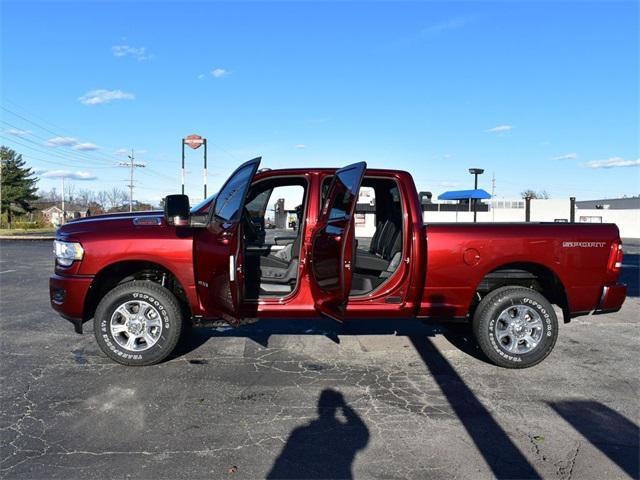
top-left (194, 157), bottom-right (261, 325)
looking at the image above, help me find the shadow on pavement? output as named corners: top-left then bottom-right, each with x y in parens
top-left (172, 318), bottom-right (490, 364)
top-left (176, 319), bottom-right (543, 479)
top-left (410, 336), bottom-right (540, 479)
top-left (266, 389), bottom-right (369, 479)
top-left (548, 400), bottom-right (639, 479)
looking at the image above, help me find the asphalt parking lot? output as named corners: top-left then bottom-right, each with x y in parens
top-left (1, 240), bottom-right (638, 480)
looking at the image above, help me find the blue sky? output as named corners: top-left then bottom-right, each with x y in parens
top-left (1, 1), bottom-right (638, 204)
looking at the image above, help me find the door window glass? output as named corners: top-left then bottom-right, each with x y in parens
top-left (213, 163), bottom-right (256, 222)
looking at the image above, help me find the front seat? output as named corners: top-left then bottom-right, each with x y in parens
top-left (258, 204), bottom-right (304, 292)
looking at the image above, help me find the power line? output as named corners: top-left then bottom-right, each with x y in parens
top-left (0, 134), bottom-right (118, 169)
top-left (1, 108), bottom-right (132, 164)
top-left (2, 102), bottom-right (242, 199)
top-left (0, 118), bottom-right (122, 165)
top-left (0, 130), bottom-right (118, 168)
top-left (3, 99), bottom-right (85, 139)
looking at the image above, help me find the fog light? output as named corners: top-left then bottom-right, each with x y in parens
top-left (53, 288), bottom-right (66, 303)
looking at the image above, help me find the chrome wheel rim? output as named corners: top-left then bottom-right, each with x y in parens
top-left (494, 304), bottom-right (544, 355)
top-left (110, 300), bottom-right (162, 352)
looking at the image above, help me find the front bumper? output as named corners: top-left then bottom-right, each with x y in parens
top-left (594, 283), bottom-right (627, 315)
top-left (49, 274), bottom-right (94, 333)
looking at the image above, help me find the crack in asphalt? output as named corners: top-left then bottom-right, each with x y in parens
top-left (1, 241), bottom-right (639, 479)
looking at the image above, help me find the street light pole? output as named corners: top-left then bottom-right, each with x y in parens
top-left (468, 168), bottom-right (484, 223)
top-left (181, 139), bottom-right (185, 195)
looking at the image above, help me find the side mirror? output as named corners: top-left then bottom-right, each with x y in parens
top-left (164, 194), bottom-right (190, 226)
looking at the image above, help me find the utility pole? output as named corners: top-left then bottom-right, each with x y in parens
top-left (119, 149), bottom-right (146, 212)
top-left (61, 176), bottom-right (65, 225)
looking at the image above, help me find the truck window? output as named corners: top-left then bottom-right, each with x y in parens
top-left (213, 162), bottom-right (256, 222)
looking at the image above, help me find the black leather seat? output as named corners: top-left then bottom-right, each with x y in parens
top-left (355, 219), bottom-right (402, 272)
top-left (257, 205), bottom-right (304, 292)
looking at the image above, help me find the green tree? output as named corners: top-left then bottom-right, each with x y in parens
top-left (0, 146), bottom-right (39, 228)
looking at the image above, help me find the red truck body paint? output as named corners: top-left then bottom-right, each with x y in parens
top-left (50, 167), bottom-right (627, 330)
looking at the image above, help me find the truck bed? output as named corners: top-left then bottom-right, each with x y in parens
top-left (420, 222), bottom-right (622, 318)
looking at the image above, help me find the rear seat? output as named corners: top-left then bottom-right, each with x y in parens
top-left (355, 219), bottom-right (402, 272)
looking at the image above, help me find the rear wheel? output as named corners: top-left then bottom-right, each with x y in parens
top-left (472, 286), bottom-right (558, 368)
top-left (93, 280), bottom-right (183, 366)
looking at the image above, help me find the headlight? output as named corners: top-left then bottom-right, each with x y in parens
top-left (53, 240), bottom-right (84, 267)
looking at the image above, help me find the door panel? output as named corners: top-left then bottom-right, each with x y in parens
top-left (310, 162), bottom-right (366, 320)
top-left (195, 157), bottom-right (261, 325)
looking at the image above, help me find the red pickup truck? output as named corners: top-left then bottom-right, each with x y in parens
top-left (50, 159), bottom-right (627, 368)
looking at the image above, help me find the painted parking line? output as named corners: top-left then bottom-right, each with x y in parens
top-left (0, 270), bottom-right (17, 274)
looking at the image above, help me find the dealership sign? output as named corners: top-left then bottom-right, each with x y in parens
top-left (184, 134), bottom-right (205, 149)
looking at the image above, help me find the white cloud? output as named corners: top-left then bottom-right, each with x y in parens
top-left (295, 144), bottom-right (307, 149)
top-left (79, 89), bottom-right (135, 105)
top-left (552, 153), bottom-right (578, 161)
top-left (439, 181), bottom-right (461, 188)
top-left (211, 68), bottom-right (229, 78)
top-left (197, 73), bottom-right (206, 80)
top-left (46, 136), bottom-right (78, 147)
top-left (72, 143), bottom-right (99, 151)
top-left (41, 170), bottom-right (97, 181)
top-left (485, 125), bottom-right (513, 133)
top-left (112, 45), bottom-right (150, 61)
top-left (584, 157), bottom-right (640, 169)
top-left (4, 128), bottom-right (31, 137)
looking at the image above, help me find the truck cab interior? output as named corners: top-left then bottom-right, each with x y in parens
top-left (242, 177), bottom-right (307, 299)
top-left (240, 172), bottom-right (404, 300)
top-left (321, 176), bottom-right (404, 296)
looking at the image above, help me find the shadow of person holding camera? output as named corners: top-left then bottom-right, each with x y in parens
top-left (267, 389), bottom-right (369, 479)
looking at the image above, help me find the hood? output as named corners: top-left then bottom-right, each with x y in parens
top-left (57, 210), bottom-right (166, 238)
top-left (66, 210), bottom-right (162, 223)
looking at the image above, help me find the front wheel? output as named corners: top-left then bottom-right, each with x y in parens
top-left (93, 281), bottom-right (184, 366)
top-left (472, 286), bottom-right (558, 369)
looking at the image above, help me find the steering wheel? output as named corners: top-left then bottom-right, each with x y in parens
top-left (242, 207), bottom-right (259, 241)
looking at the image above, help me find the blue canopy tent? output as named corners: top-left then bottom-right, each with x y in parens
top-left (437, 189), bottom-right (492, 201)
top-left (436, 189), bottom-right (492, 221)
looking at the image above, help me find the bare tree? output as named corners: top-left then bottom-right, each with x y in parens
top-left (64, 181), bottom-right (76, 203)
top-left (37, 188), bottom-right (60, 202)
top-left (77, 189), bottom-right (95, 208)
top-left (97, 190), bottom-right (108, 210)
top-left (521, 189), bottom-right (551, 199)
top-left (106, 187), bottom-right (127, 211)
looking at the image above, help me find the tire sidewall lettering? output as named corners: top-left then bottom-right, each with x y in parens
top-left (102, 291), bottom-right (172, 360)
top-left (488, 295), bottom-right (552, 363)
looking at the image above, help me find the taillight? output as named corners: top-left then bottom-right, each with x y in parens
top-left (607, 241), bottom-right (623, 273)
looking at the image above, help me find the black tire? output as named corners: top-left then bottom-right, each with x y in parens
top-left (93, 281), bottom-right (184, 366)
top-left (472, 286), bottom-right (558, 369)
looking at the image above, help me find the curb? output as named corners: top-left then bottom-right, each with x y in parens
top-left (0, 236), bottom-right (55, 240)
